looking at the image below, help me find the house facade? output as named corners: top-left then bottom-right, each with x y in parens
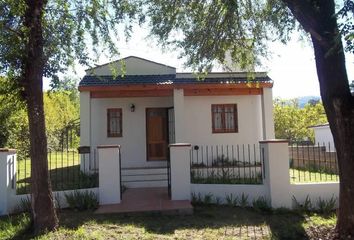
top-left (78, 56), bottom-right (275, 187)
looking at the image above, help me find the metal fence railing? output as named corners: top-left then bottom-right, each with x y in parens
top-left (190, 144), bottom-right (263, 184)
top-left (16, 148), bottom-right (98, 195)
top-left (289, 143), bottom-right (339, 183)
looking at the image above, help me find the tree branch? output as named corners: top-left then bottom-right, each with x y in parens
top-left (282, 0), bottom-right (329, 47)
top-left (1, 23), bottom-right (24, 38)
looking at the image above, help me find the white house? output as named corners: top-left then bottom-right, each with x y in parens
top-left (309, 123), bottom-right (336, 152)
top-left (78, 56), bottom-right (275, 188)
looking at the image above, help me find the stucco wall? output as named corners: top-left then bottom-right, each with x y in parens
top-left (183, 95), bottom-right (263, 145)
top-left (191, 184), bottom-right (269, 205)
top-left (90, 97), bottom-right (173, 168)
top-left (314, 126), bottom-right (335, 151)
top-left (290, 183), bottom-right (339, 208)
top-left (87, 94), bottom-right (265, 168)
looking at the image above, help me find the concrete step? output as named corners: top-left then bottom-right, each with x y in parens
top-left (121, 167), bottom-right (169, 188)
top-left (122, 174), bottom-right (167, 182)
top-left (123, 180), bottom-right (168, 188)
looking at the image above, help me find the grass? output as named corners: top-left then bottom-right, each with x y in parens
top-left (0, 206), bottom-right (337, 240)
top-left (290, 169), bottom-right (339, 183)
top-left (16, 151), bottom-right (98, 194)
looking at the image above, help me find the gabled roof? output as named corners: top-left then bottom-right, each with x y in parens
top-left (86, 56), bottom-right (176, 72)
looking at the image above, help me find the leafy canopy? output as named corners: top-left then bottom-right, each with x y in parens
top-left (0, 0), bottom-right (142, 91)
top-left (146, 0), bottom-right (353, 72)
top-left (146, 0), bottom-right (296, 71)
top-left (274, 99), bottom-right (327, 142)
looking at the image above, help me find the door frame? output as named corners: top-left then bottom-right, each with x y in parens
top-left (145, 107), bottom-right (170, 161)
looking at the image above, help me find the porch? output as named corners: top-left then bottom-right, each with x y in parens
top-left (95, 187), bottom-right (193, 214)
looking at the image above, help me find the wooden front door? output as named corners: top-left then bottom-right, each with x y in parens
top-left (146, 108), bottom-right (168, 161)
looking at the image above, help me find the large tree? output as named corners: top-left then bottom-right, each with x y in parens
top-left (0, 0), bottom-right (140, 234)
top-left (145, 0), bottom-right (354, 237)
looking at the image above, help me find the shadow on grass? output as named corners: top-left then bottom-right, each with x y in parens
top-left (59, 206), bottom-right (308, 239)
top-left (16, 165), bottom-right (98, 194)
top-left (2, 206), bottom-right (314, 239)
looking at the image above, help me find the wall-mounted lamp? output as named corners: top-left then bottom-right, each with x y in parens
top-left (130, 104), bottom-right (135, 112)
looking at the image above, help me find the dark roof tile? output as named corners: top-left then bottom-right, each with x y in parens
top-left (79, 74), bottom-right (272, 86)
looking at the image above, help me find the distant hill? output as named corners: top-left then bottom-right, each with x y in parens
top-left (298, 96), bottom-right (321, 108)
top-left (275, 96), bottom-right (321, 108)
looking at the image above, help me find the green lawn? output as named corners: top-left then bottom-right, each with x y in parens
top-left (290, 169), bottom-right (339, 183)
top-left (16, 151), bottom-right (97, 194)
top-left (0, 206), bottom-right (336, 240)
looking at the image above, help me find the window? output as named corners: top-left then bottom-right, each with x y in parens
top-left (211, 104), bottom-right (238, 133)
top-left (107, 108), bottom-right (122, 137)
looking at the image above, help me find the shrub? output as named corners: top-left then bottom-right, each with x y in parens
top-left (191, 192), bottom-right (203, 205)
top-left (79, 172), bottom-right (99, 188)
top-left (317, 195), bottom-right (336, 214)
top-left (65, 190), bottom-right (98, 211)
top-left (203, 193), bottom-right (214, 205)
top-left (252, 196), bottom-right (272, 212)
top-left (292, 195), bottom-right (312, 212)
top-left (239, 193), bottom-right (249, 208)
top-left (225, 193), bottom-right (238, 207)
top-left (213, 196), bottom-right (222, 205)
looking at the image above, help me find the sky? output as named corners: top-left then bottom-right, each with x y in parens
top-left (55, 26), bottom-right (354, 99)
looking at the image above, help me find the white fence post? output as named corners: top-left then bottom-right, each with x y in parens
top-left (169, 143), bottom-right (191, 201)
top-left (260, 140), bottom-right (291, 209)
top-left (0, 149), bottom-right (17, 216)
top-left (98, 145), bottom-right (121, 205)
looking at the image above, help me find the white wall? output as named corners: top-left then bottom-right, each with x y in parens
top-left (90, 97), bottom-right (173, 168)
top-left (290, 183), bottom-right (339, 208)
top-left (80, 92), bottom-right (91, 147)
top-left (313, 126), bottom-right (335, 151)
top-left (98, 146), bottom-right (121, 204)
top-left (9, 188), bottom-right (98, 213)
top-left (191, 184), bottom-right (269, 205)
top-left (261, 88), bottom-right (275, 139)
top-left (86, 56), bottom-right (176, 76)
top-left (183, 95), bottom-right (263, 145)
top-left (89, 94), bottom-right (265, 168)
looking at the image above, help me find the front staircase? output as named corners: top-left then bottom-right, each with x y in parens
top-left (121, 167), bottom-right (168, 188)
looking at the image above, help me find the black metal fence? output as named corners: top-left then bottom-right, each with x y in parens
top-left (190, 144), bottom-right (263, 184)
top-left (16, 148), bottom-right (98, 195)
top-left (289, 142), bottom-right (339, 183)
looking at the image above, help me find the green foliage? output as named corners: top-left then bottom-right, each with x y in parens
top-left (0, 89), bottom-right (80, 158)
top-left (225, 193), bottom-right (238, 207)
top-left (317, 196), bottom-right (336, 214)
top-left (252, 196), bottom-right (272, 212)
top-left (146, 0), bottom-right (295, 72)
top-left (239, 193), bottom-right (250, 208)
top-left (191, 192), bottom-right (202, 205)
top-left (0, 1), bottom-right (142, 87)
top-left (274, 99), bottom-right (327, 142)
top-left (44, 91), bottom-right (80, 150)
top-left (64, 190), bottom-right (99, 211)
top-left (0, 213), bottom-right (31, 240)
top-left (338, 1), bottom-right (354, 54)
top-left (213, 196), bottom-right (222, 205)
top-left (203, 193), bottom-right (214, 205)
top-left (292, 195), bottom-right (313, 213)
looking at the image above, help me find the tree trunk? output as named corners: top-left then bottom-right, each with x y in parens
top-left (283, 0), bottom-right (354, 237)
top-left (23, 0), bottom-right (58, 234)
